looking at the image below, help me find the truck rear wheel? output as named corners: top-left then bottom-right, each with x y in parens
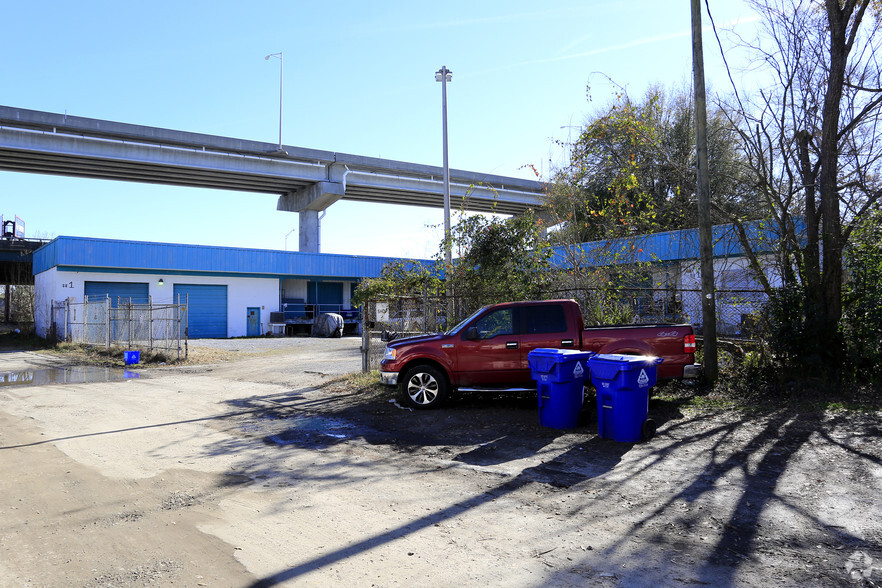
top-left (400, 365), bottom-right (449, 409)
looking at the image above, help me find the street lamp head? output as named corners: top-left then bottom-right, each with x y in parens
top-left (435, 66), bottom-right (452, 82)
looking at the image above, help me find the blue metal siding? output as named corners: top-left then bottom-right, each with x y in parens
top-left (551, 221), bottom-right (798, 269)
top-left (84, 281), bottom-right (149, 306)
top-left (33, 236), bottom-right (423, 278)
top-left (174, 284), bottom-right (227, 339)
top-left (30, 219), bottom-right (803, 280)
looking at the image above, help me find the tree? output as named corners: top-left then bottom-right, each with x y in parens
top-left (545, 84), bottom-right (751, 326)
top-left (547, 83), bottom-right (750, 247)
top-left (718, 0), bottom-right (882, 372)
top-left (350, 260), bottom-right (441, 309)
top-left (444, 211), bottom-right (553, 315)
top-left (352, 211), bottom-right (553, 324)
top-left (841, 207), bottom-right (882, 379)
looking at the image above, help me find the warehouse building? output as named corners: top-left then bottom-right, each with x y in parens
top-left (32, 236), bottom-right (418, 339)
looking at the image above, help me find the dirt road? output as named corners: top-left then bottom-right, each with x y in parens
top-left (1, 339), bottom-right (880, 587)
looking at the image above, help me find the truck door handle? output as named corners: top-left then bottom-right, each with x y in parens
top-left (561, 339), bottom-right (574, 347)
top-left (506, 341), bottom-right (519, 349)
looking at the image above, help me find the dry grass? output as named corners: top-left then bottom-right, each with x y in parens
top-left (182, 346), bottom-right (241, 365)
top-left (324, 370), bottom-right (390, 399)
top-left (44, 342), bottom-right (241, 367)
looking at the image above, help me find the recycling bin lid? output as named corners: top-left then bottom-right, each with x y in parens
top-left (528, 348), bottom-right (594, 373)
top-left (588, 354), bottom-right (662, 380)
top-left (589, 353), bottom-right (662, 365)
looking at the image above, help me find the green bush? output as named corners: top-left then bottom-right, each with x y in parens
top-left (842, 209), bottom-right (882, 381)
top-left (747, 284), bottom-right (832, 380)
top-left (762, 285), bottom-right (810, 362)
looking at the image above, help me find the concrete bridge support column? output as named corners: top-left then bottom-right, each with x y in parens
top-left (299, 210), bottom-right (320, 253)
top-left (277, 181), bottom-right (345, 254)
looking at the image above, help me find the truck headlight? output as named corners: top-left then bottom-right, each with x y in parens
top-left (383, 347), bottom-right (397, 361)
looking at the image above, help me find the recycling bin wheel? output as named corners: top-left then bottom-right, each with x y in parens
top-left (641, 418), bottom-right (657, 441)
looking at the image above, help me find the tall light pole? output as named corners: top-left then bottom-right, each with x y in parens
top-left (435, 65), bottom-right (453, 321)
top-left (265, 51), bottom-right (284, 153)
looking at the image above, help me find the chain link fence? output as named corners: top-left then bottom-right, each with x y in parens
top-left (360, 296), bottom-right (449, 372)
top-left (360, 287), bottom-right (768, 371)
top-left (51, 296), bottom-right (188, 360)
top-left (555, 287), bottom-right (767, 338)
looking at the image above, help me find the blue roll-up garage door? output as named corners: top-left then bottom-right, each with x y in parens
top-left (173, 284), bottom-right (228, 338)
top-left (84, 281), bottom-right (149, 307)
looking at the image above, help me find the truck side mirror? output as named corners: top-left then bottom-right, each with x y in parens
top-left (465, 326), bottom-right (479, 340)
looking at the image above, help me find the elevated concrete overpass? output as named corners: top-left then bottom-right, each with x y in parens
top-left (0, 106), bottom-right (547, 252)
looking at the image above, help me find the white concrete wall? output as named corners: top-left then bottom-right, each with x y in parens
top-left (162, 274), bottom-right (279, 338)
top-left (35, 269), bottom-right (281, 338)
top-left (33, 267), bottom-right (58, 338)
top-left (680, 255), bottom-right (782, 334)
top-left (281, 279), bottom-right (307, 301)
top-left (343, 281), bottom-right (354, 308)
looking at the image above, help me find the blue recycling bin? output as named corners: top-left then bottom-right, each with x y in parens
top-left (528, 348), bottom-right (595, 429)
top-left (124, 350), bottom-right (140, 365)
top-left (588, 354), bottom-right (663, 442)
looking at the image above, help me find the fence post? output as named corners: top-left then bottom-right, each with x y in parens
top-left (361, 301), bottom-right (371, 373)
top-left (182, 294), bottom-right (189, 360)
top-left (63, 299), bottom-right (69, 342)
top-left (423, 286), bottom-right (429, 333)
top-left (179, 300), bottom-right (185, 360)
top-left (148, 295), bottom-right (154, 353)
top-left (105, 296), bottom-right (111, 348)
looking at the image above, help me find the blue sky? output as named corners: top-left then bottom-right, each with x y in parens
top-left (1, 0), bottom-right (758, 258)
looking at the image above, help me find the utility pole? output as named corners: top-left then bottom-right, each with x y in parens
top-left (691, 0), bottom-right (718, 382)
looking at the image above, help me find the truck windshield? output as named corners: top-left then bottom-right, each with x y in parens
top-left (446, 307), bottom-right (485, 335)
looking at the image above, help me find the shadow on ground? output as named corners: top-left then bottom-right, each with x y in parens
top-left (206, 383), bottom-right (880, 587)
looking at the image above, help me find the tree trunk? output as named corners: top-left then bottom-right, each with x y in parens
top-left (817, 0), bottom-right (860, 371)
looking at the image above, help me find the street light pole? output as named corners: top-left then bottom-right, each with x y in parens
top-left (435, 65), bottom-right (453, 322)
top-left (435, 66), bottom-right (452, 261)
top-left (265, 51), bottom-right (284, 152)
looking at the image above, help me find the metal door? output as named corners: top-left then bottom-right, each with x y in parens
top-left (247, 307), bottom-right (261, 337)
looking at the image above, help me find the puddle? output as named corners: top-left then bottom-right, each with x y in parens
top-left (263, 415), bottom-right (356, 448)
top-left (0, 366), bottom-right (140, 388)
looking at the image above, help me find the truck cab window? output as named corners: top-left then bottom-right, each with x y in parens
top-left (475, 308), bottom-right (514, 339)
top-left (524, 304), bottom-right (566, 334)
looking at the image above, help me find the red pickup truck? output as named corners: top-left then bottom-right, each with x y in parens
top-left (380, 299), bottom-right (700, 409)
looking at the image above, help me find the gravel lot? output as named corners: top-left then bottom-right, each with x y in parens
top-left (187, 336), bottom-right (363, 353)
top-left (1, 337), bottom-right (880, 587)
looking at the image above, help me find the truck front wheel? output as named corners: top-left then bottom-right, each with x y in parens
top-left (401, 365), bottom-right (449, 409)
